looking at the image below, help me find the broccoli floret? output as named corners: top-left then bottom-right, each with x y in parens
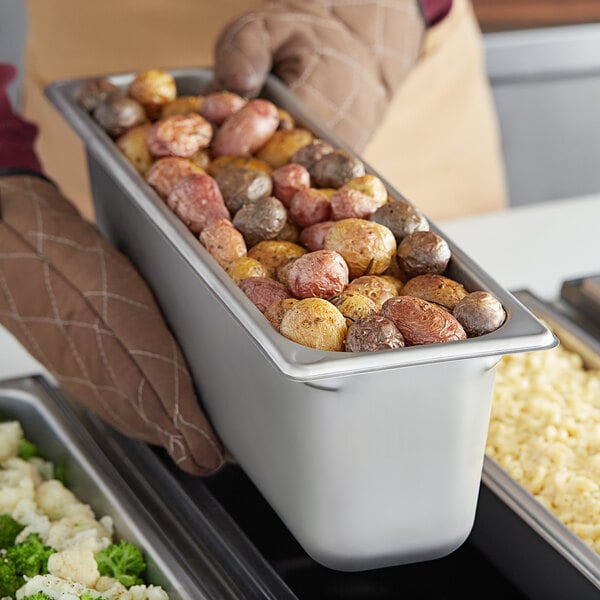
top-left (17, 437), bottom-right (39, 460)
top-left (20, 594), bottom-right (53, 600)
top-left (0, 513), bottom-right (25, 549)
top-left (5, 533), bottom-right (56, 578)
top-left (95, 540), bottom-right (146, 587)
top-left (0, 558), bottom-right (20, 598)
top-left (80, 592), bottom-right (106, 600)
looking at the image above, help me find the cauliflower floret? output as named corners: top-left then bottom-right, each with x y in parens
top-left (0, 465), bottom-right (35, 512)
top-left (0, 421), bottom-right (23, 461)
top-left (47, 547), bottom-right (100, 588)
top-left (36, 480), bottom-right (95, 521)
top-left (46, 516), bottom-right (112, 554)
top-left (94, 575), bottom-right (131, 599)
top-left (15, 573), bottom-right (87, 600)
top-left (129, 584), bottom-right (170, 600)
top-left (29, 455), bottom-right (56, 481)
top-left (99, 515), bottom-right (115, 538)
top-left (4, 456), bottom-right (43, 487)
top-left (12, 498), bottom-right (51, 542)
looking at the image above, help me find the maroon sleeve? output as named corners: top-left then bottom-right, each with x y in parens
top-left (419, 0), bottom-right (452, 27)
top-left (0, 63), bottom-right (43, 174)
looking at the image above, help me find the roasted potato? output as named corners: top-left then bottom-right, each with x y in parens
top-left (147, 113), bottom-right (213, 158)
top-left (453, 291), bottom-right (506, 337)
top-left (247, 240), bottom-right (307, 276)
top-left (216, 166), bottom-right (272, 214)
top-left (199, 218), bottom-right (247, 268)
top-left (255, 128), bottom-right (314, 169)
top-left (226, 256), bottom-right (271, 284)
top-left (145, 156), bottom-right (205, 200)
top-left (232, 196), bottom-right (287, 247)
top-left (345, 315), bottom-right (405, 352)
top-left (371, 198), bottom-right (429, 242)
top-left (286, 250), bottom-right (349, 299)
top-left (401, 274), bottom-right (468, 311)
top-left (239, 277), bottom-right (292, 313)
top-left (94, 94), bottom-right (146, 138)
top-left (310, 149), bottom-right (365, 189)
top-left (128, 69), bottom-right (177, 119)
top-left (396, 230), bottom-right (451, 280)
top-left (116, 124), bottom-right (153, 174)
top-left (199, 91), bottom-right (247, 125)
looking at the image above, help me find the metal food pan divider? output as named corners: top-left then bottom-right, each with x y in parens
top-left (46, 69), bottom-right (556, 571)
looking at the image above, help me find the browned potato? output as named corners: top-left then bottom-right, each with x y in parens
top-left (371, 198), bottom-right (429, 242)
top-left (239, 277), bottom-right (292, 313)
top-left (94, 94), bottom-right (147, 138)
top-left (330, 187), bottom-right (384, 221)
top-left (212, 99), bottom-right (279, 157)
top-left (291, 138), bottom-right (334, 172)
top-left (299, 221), bottom-right (336, 252)
top-left (271, 163), bottom-right (310, 206)
top-left (264, 298), bottom-right (300, 331)
top-left (274, 257), bottom-right (298, 288)
top-left (255, 128), bottom-right (314, 169)
top-left (310, 149), bottom-right (365, 189)
top-left (167, 173), bottom-right (230, 234)
top-left (344, 175), bottom-right (387, 204)
top-left (226, 256), bottom-right (270, 284)
top-left (274, 217), bottom-right (301, 243)
top-left (216, 166), bottom-right (272, 214)
top-left (207, 155), bottom-right (273, 178)
top-left (382, 296), bottom-right (467, 346)
top-left (345, 315), bottom-right (405, 352)
top-left (199, 218), bottom-right (247, 268)
top-left (346, 275), bottom-right (398, 310)
top-left (277, 107), bottom-right (295, 130)
top-left (147, 113), bottom-right (213, 158)
top-left (116, 124), bottom-right (153, 174)
top-left (161, 95), bottom-right (204, 118)
top-left (145, 156), bottom-right (204, 199)
top-left (379, 274), bottom-right (404, 295)
top-left (453, 291), bottom-right (506, 337)
top-left (401, 274), bottom-right (468, 311)
top-left (232, 196), bottom-right (287, 247)
top-left (247, 240), bottom-right (307, 276)
top-left (199, 91), bottom-right (247, 125)
top-left (128, 69), bottom-right (177, 119)
top-left (396, 230), bottom-right (451, 280)
top-left (190, 149), bottom-right (211, 170)
top-left (78, 78), bottom-right (121, 112)
top-left (330, 291), bottom-right (378, 326)
top-left (280, 298), bottom-right (347, 351)
top-left (287, 250), bottom-right (349, 299)
top-left (289, 188), bottom-right (332, 228)
top-left (323, 218), bottom-right (396, 279)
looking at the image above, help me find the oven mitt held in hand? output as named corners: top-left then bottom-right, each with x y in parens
top-left (0, 175), bottom-right (225, 475)
top-left (213, 0), bottom-right (425, 151)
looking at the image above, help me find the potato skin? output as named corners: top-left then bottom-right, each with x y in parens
top-left (147, 113), bottom-right (213, 158)
top-left (226, 256), bottom-right (270, 284)
top-left (216, 166), bottom-right (272, 214)
top-left (382, 296), bottom-right (467, 346)
top-left (453, 291), bottom-right (506, 337)
top-left (346, 275), bottom-right (398, 310)
top-left (310, 149), bottom-right (365, 189)
top-left (167, 173), bottom-right (230, 234)
top-left (280, 298), bottom-right (347, 351)
top-left (330, 291), bottom-right (378, 326)
top-left (371, 198), bottom-right (429, 242)
top-left (255, 128), bottom-right (314, 169)
top-left (401, 274), bottom-right (468, 311)
top-left (345, 315), bottom-right (405, 352)
top-left (330, 187), bottom-right (383, 221)
top-left (145, 156), bottom-right (204, 199)
top-left (199, 218), bottom-right (247, 268)
top-left (207, 155), bottom-right (273, 178)
top-left (212, 99), bottom-right (279, 157)
top-left (287, 250), bottom-right (349, 299)
top-left (128, 69), bottom-right (177, 119)
top-left (324, 218), bottom-right (396, 279)
top-left (396, 230), bottom-right (451, 280)
top-left (239, 277), bottom-right (292, 313)
top-left (232, 196), bottom-right (288, 248)
top-left (299, 221), bottom-right (336, 252)
top-left (116, 124), bottom-right (153, 174)
top-left (160, 95), bottom-right (204, 118)
top-left (247, 240), bottom-right (307, 276)
top-left (289, 188), bottom-right (332, 228)
top-left (199, 91), bottom-right (247, 125)
top-left (94, 94), bottom-right (146, 138)
top-left (272, 163), bottom-right (311, 206)
top-left (264, 298), bottom-right (300, 331)
top-left (291, 138), bottom-right (334, 172)
top-left (78, 78), bottom-right (121, 112)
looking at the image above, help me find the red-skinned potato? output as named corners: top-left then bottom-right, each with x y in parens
top-left (145, 156), bottom-right (205, 200)
top-left (199, 218), bottom-right (247, 268)
top-left (382, 296), bottom-right (466, 346)
top-left (239, 277), bottom-right (292, 313)
top-left (199, 91), bottom-right (247, 125)
top-left (147, 113), bottom-right (213, 158)
top-left (167, 173), bottom-right (230, 234)
top-left (289, 188), bottom-right (332, 228)
top-left (299, 221), bottom-right (336, 252)
top-left (212, 99), bottom-right (279, 158)
top-left (287, 250), bottom-right (349, 299)
top-left (271, 163), bottom-right (310, 206)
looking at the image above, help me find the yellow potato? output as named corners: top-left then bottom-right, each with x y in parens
top-left (255, 128), bottom-right (314, 169)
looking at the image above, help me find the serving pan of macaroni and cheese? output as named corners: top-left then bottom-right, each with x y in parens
top-left (471, 290), bottom-right (600, 600)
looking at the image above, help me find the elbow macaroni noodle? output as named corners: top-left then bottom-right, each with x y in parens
top-left (487, 340), bottom-right (600, 552)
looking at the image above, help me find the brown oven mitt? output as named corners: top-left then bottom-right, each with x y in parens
top-left (0, 174), bottom-right (225, 475)
top-left (213, 0), bottom-right (426, 151)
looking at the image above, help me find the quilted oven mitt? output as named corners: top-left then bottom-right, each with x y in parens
top-left (213, 0), bottom-right (426, 151)
top-left (0, 174), bottom-right (225, 475)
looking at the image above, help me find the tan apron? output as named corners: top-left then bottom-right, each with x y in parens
top-left (22, 0), bottom-right (506, 222)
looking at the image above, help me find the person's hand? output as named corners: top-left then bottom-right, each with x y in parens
top-left (213, 0), bottom-right (425, 150)
top-left (0, 63), bottom-right (42, 173)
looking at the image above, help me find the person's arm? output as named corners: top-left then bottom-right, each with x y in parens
top-left (0, 63), bottom-right (43, 176)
